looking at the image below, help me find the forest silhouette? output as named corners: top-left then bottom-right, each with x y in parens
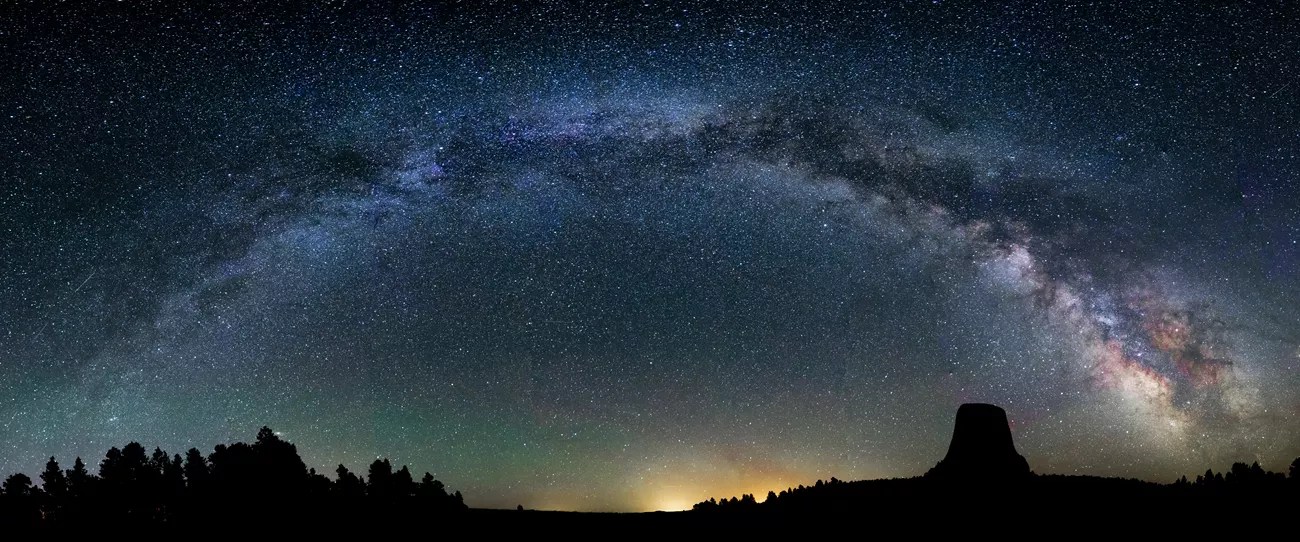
top-left (0, 427), bottom-right (465, 527)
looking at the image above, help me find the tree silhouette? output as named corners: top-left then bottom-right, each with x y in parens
top-left (99, 447), bottom-right (123, 485)
top-left (335, 464), bottom-right (366, 499)
top-left (183, 448), bottom-right (208, 491)
top-left (394, 465), bottom-right (416, 497)
top-left (209, 441), bottom-right (256, 494)
top-left (40, 457), bottom-right (67, 501)
top-left (306, 468), bottom-right (332, 496)
top-left (367, 458), bottom-right (395, 499)
top-left (65, 457), bottom-right (92, 500)
top-left (150, 447), bottom-right (169, 474)
top-left (121, 442), bottom-right (150, 484)
top-left (34, 457), bottom-right (67, 523)
top-left (163, 454), bottom-right (184, 497)
top-left (251, 426), bottom-right (309, 497)
top-left (418, 472), bottom-right (447, 499)
top-left (2, 473), bottom-right (33, 497)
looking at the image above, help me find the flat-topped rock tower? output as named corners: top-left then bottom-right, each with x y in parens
top-left (927, 403), bottom-right (1031, 481)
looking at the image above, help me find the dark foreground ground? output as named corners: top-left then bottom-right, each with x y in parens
top-left (6, 475), bottom-right (1297, 532)
top-left (466, 475), bottom-right (1299, 531)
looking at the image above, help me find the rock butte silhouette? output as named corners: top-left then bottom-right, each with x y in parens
top-left (926, 403), bottom-right (1031, 481)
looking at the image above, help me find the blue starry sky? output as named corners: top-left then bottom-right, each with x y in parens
top-left (1, 1), bottom-right (1298, 511)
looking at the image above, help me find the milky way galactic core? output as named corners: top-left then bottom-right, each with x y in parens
top-left (2, 2), bottom-right (1297, 511)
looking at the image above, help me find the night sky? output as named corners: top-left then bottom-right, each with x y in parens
top-left (2, 1), bottom-right (1299, 511)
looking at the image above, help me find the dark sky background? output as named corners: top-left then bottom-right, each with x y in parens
top-left (2, 1), bottom-right (1298, 511)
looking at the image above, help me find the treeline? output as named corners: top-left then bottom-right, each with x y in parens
top-left (692, 477), bottom-right (850, 512)
top-left (1173, 461), bottom-right (1292, 489)
top-left (693, 458), bottom-right (1300, 513)
top-left (0, 427), bottom-right (465, 526)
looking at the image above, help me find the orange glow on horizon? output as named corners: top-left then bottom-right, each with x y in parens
top-left (648, 494), bottom-right (698, 512)
top-left (639, 477), bottom-right (805, 512)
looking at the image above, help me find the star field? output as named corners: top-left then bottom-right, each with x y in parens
top-left (2, 1), bottom-right (1298, 511)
